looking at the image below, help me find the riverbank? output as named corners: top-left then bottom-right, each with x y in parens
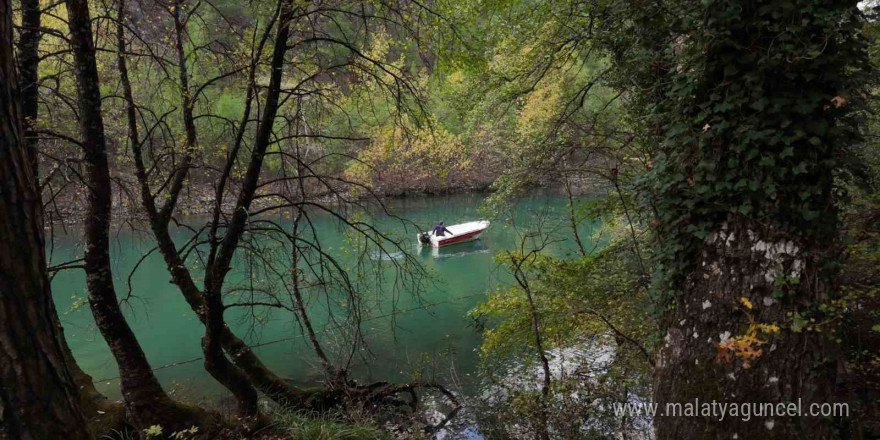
top-left (44, 175), bottom-right (503, 226)
top-left (45, 173), bottom-right (608, 227)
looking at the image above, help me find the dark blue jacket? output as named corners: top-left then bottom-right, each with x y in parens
top-left (433, 223), bottom-right (453, 236)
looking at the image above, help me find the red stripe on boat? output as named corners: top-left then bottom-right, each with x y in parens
top-left (437, 230), bottom-right (480, 246)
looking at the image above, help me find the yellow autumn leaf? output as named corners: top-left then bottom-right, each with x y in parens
top-left (757, 323), bottom-right (780, 333)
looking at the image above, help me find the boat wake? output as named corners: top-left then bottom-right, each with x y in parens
top-left (423, 240), bottom-right (491, 259)
top-left (369, 250), bottom-right (406, 261)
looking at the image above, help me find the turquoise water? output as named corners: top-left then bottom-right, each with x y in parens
top-left (50, 192), bottom-right (596, 402)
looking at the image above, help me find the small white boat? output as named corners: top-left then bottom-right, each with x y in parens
top-left (418, 220), bottom-right (490, 248)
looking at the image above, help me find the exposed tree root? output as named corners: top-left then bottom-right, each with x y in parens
top-left (306, 376), bottom-right (463, 434)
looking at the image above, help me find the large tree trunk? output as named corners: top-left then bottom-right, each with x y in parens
top-left (0, 2), bottom-right (90, 437)
top-left (200, 0), bottom-right (296, 417)
top-left (15, 0), bottom-right (107, 412)
top-left (202, 292), bottom-right (260, 420)
top-left (15, 0), bottom-right (40, 177)
top-left (65, 0), bottom-right (209, 430)
top-left (118, 0), bottom-right (313, 411)
top-left (654, 226), bottom-right (836, 438)
top-left (160, 0), bottom-right (197, 223)
top-left (648, 1), bottom-right (866, 439)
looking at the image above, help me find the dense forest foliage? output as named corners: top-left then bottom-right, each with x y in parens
top-left (1, 0), bottom-right (878, 439)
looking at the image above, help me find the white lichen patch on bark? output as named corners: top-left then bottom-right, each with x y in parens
top-left (751, 239), bottom-right (802, 283)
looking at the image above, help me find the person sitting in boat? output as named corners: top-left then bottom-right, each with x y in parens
top-left (432, 221), bottom-right (453, 237)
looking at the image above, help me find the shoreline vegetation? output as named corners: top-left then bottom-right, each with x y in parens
top-left (2, 0), bottom-right (877, 439)
top-left (47, 178), bottom-right (606, 226)
top-left (45, 179), bottom-right (500, 226)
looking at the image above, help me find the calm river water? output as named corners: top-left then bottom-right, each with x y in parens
top-left (51, 192), bottom-right (595, 412)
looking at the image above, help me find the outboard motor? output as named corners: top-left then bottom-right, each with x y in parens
top-left (419, 232), bottom-right (431, 245)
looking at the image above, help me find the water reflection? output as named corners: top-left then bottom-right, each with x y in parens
top-left (422, 240), bottom-right (492, 259)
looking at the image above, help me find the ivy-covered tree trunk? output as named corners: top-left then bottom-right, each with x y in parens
top-left (643, 1), bottom-right (870, 439)
top-left (0, 2), bottom-right (90, 437)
